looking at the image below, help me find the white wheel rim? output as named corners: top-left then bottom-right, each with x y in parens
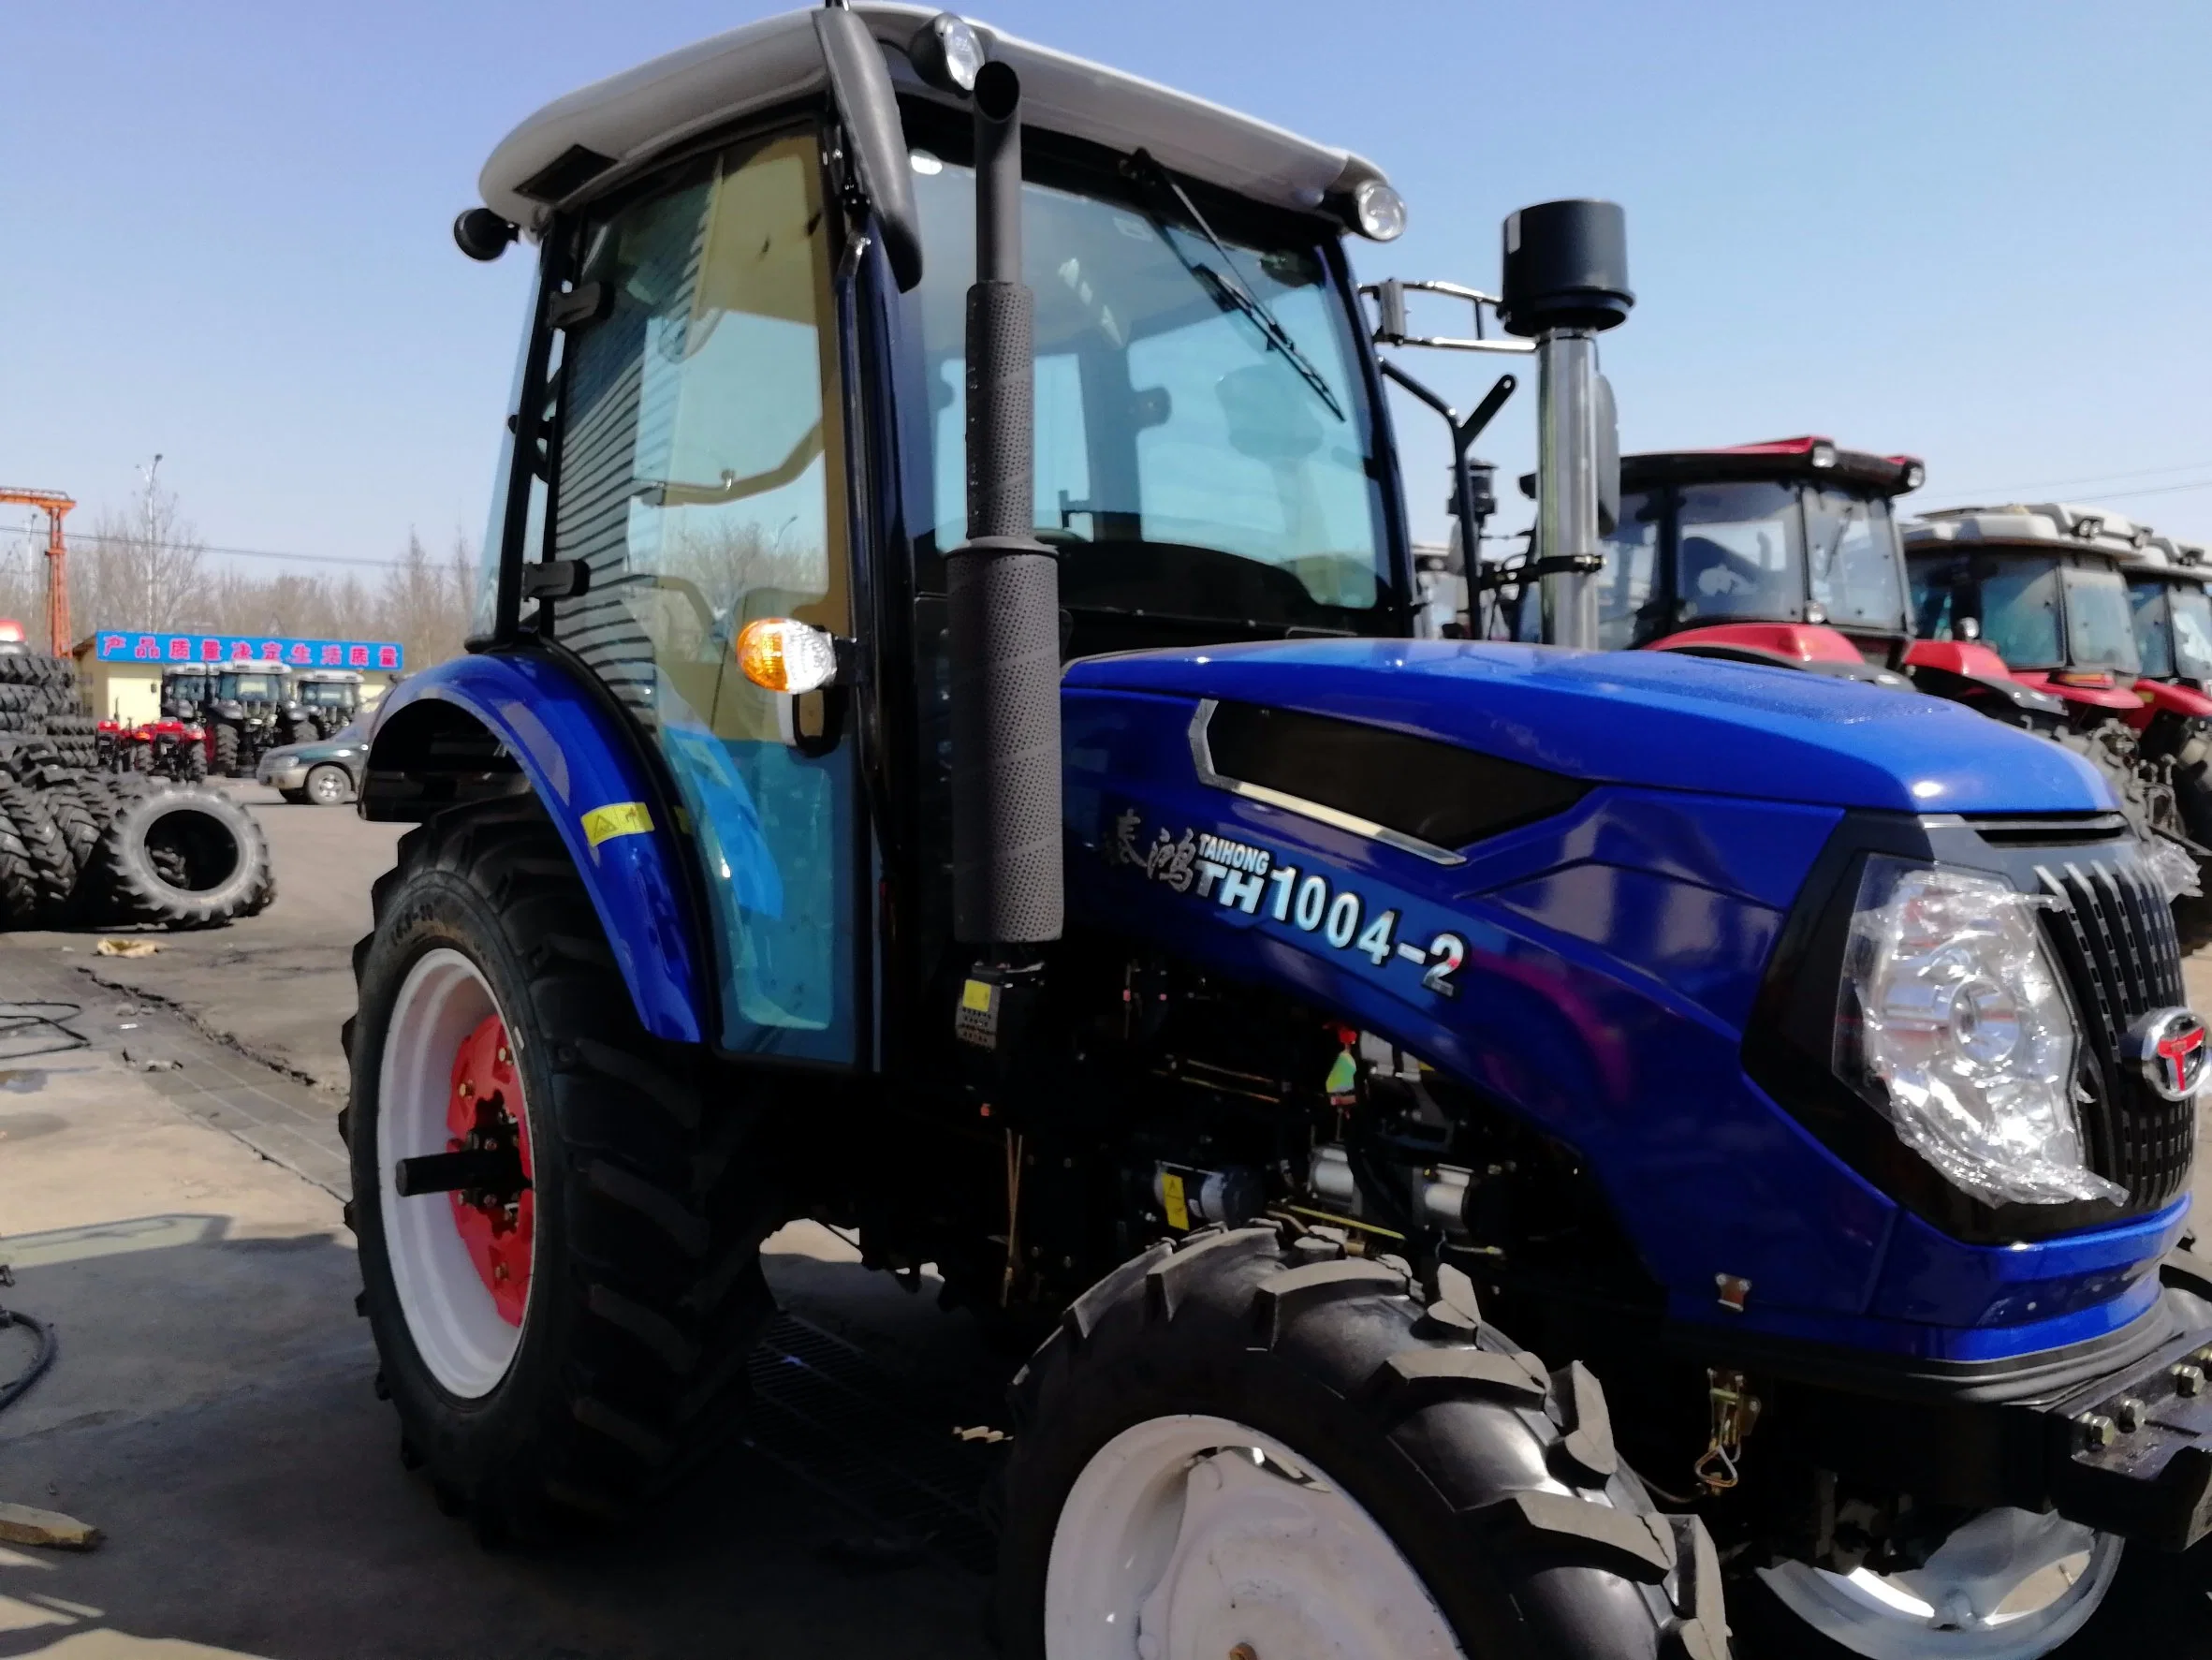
top-left (310, 769), bottom-right (346, 801)
top-left (1758, 1507), bottom-right (2122, 1660)
top-left (376, 948), bottom-right (529, 1399)
top-left (1044, 1414), bottom-right (1466, 1660)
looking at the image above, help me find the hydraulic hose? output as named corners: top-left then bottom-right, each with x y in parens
top-left (0, 1304), bottom-right (54, 1415)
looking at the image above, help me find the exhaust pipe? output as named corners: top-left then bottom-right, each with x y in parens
top-left (1499, 200), bottom-right (1633, 650)
top-left (948, 60), bottom-right (1062, 954)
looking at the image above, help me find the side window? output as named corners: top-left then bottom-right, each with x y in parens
top-left (547, 129), bottom-right (856, 1063)
top-left (1976, 558), bottom-right (2063, 668)
top-left (1596, 492), bottom-right (1662, 649)
top-left (2128, 580), bottom-right (2174, 679)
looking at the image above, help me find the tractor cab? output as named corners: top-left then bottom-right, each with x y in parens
top-left (161, 663), bottom-right (212, 719)
top-left (207, 659), bottom-right (294, 775)
top-left (291, 668), bottom-right (363, 739)
top-left (1904, 504), bottom-right (2150, 718)
top-left (1512, 435), bottom-right (1922, 677)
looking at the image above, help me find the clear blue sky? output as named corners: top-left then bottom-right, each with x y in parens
top-left (3, 0), bottom-right (2206, 576)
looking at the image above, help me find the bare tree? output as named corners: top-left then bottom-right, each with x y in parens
top-left (76, 472), bottom-right (208, 632)
top-left (57, 476), bottom-right (484, 673)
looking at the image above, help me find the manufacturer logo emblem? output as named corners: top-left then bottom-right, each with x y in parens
top-left (2124, 1007), bottom-right (2209, 1103)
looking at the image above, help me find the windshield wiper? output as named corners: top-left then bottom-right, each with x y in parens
top-left (1122, 151), bottom-right (1344, 422)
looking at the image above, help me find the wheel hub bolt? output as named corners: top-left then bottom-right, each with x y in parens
top-left (2175, 1362), bottom-right (2206, 1397)
top-left (2075, 1411), bottom-right (2118, 1449)
top-left (2114, 1396), bottom-right (2149, 1432)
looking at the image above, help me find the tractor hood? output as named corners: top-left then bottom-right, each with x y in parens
top-left (1063, 639), bottom-right (2106, 815)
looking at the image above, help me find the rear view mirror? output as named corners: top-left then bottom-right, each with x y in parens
top-left (1594, 372), bottom-right (1619, 536)
top-left (814, 9), bottom-right (924, 291)
top-left (1218, 362), bottom-right (1324, 463)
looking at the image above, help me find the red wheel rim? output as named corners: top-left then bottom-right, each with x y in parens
top-left (444, 1014), bottom-right (533, 1325)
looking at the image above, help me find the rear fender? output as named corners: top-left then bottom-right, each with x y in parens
top-left (360, 652), bottom-right (707, 1045)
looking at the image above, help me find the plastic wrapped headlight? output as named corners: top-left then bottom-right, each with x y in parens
top-left (1835, 859), bottom-right (2123, 1206)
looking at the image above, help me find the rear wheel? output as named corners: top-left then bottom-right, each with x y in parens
top-left (997, 1224), bottom-right (1722, 1660)
top-left (212, 724), bottom-right (239, 776)
top-left (344, 800), bottom-right (782, 1535)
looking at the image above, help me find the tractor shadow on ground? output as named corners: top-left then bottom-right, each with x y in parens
top-left (0, 1222), bottom-right (996, 1660)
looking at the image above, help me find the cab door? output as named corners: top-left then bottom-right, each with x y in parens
top-left (542, 126), bottom-right (861, 1065)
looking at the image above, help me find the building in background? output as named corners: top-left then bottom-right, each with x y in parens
top-left (73, 628), bottom-right (405, 723)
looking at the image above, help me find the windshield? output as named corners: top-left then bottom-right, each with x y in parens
top-left (300, 683), bottom-right (353, 705)
top-left (901, 154), bottom-right (1389, 627)
top-left (1804, 488), bottom-right (1905, 629)
top-left (1672, 482), bottom-right (1801, 623)
top-left (2061, 565), bottom-right (2140, 671)
top-left (220, 674), bottom-right (277, 700)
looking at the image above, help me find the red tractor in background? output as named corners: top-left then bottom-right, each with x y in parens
top-left (1492, 440), bottom-right (2208, 929)
top-left (1906, 501), bottom-right (2212, 937)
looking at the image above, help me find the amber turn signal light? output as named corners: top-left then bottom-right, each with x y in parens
top-left (736, 618), bottom-right (841, 695)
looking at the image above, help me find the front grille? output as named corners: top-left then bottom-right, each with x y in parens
top-left (2036, 859), bottom-right (2197, 1210)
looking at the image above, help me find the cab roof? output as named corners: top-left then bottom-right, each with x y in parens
top-left (479, 4), bottom-right (1388, 233)
top-left (1905, 502), bottom-right (2198, 567)
top-left (1619, 436), bottom-right (1924, 498)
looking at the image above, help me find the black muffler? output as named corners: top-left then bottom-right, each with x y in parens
top-left (947, 60), bottom-right (1062, 977)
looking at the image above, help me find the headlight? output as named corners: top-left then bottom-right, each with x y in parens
top-left (1834, 859), bottom-right (2123, 1207)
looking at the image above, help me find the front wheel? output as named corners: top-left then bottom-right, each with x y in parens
top-left (305, 763), bottom-right (353, 806)
top-left (996, 1224), bottom-right (1723, 1660)
top-left (343, 800), bottom-right (783, 1535)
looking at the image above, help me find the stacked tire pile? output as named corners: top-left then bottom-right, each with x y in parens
top-left (0, 654), bottom-right (274, 931)
top-left (0, 654), bottom-right (95, 769)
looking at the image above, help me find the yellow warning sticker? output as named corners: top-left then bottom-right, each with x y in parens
top-left (961, 978), bottom-right (994, 1013)
top-left (581, 801), bottom-right (653, 847)
top-left (1161, 1171), bottom-right (1191, 1232)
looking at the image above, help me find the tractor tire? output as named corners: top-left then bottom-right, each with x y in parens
top-left (212, 724), bottom-right (240, 777)
top-left (0, 654), bottom-right (70, 688)
top-left (0, 775), bottom-right (79, 919)
top-left (343, 798), bottom-right (782, 1537)
top-left (0, 807), bottom-right (42, 927)
top-left (127, 742), bottom-right (154, 773)
top-left (39, 775), bottom-right (100, 880)
top-left (183, 742), bottom-right (209, 783)
top-left (91, 786), bottom-right (271, 929)
top-left (283, 717), bottom-right (315, 749)
top-left (304, 763), bottom-right (353, 807)
top-left (995, 1222), bottom-right (1722, 1660)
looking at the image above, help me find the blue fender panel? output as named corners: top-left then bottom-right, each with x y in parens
top-left (368, 654), bottom-right (706, 1045)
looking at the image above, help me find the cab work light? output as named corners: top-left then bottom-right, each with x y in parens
top-left (736, 618), bottom-right (842, 695)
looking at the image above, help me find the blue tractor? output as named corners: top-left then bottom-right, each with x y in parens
top-left (343, 7), bottom-right (2212, 1654)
